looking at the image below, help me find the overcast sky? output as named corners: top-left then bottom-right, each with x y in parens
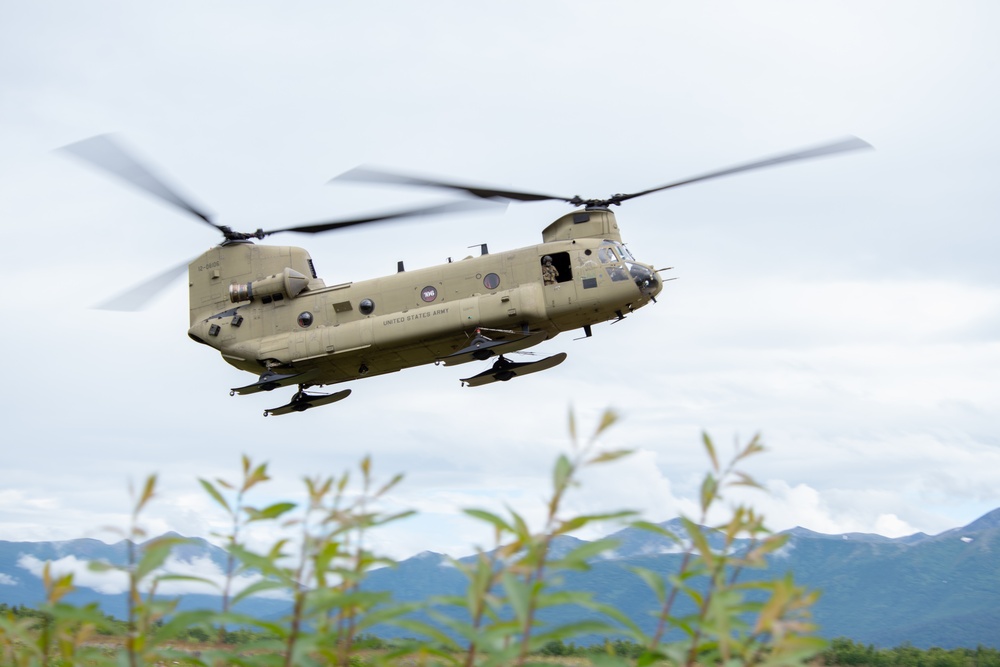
top-left (1, 1), bottom-right (998, 562)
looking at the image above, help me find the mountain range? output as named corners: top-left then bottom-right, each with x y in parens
top-left (2, 509), bottom-right (997, 649)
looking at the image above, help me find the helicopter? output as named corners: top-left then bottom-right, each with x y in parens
top-left (63, 135), bottom-right (871, 416)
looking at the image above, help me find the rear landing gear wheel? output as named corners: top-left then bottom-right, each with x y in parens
top-left (492, 355), bottom-right (515, 381)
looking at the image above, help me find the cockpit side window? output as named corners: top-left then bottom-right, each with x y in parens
top-left (599, 246), bottom-right (619, 264)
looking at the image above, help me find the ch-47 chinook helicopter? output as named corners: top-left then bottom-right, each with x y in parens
top-left (64, 135), bottom-right (870, 416)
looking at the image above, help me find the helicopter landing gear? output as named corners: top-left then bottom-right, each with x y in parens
top-left (459, 352), bottom-right (568, 388)
top-left (491, 356), bottom-right (516, 382)
top-left (440, 328), bottom-right (548, 366)
top-left (231, 369), bottom-right (319, 396)
top-left (263, 386), bottom-right (352, 417)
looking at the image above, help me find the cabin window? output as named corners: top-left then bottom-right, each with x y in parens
top-left (359, 298), bottom-right (375, 315)
top-left (297, 312), bottom-right (313, 328)
top-left (483, 273), bottom-right (500, 290)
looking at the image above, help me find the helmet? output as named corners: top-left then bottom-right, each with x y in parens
top-left (543, 255), bottom-right (552, 263)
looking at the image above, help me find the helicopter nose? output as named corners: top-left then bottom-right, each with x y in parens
top-left (629, 263), bottom-right (661, 300)
top-left (641, 273), bottom-right (660, 298)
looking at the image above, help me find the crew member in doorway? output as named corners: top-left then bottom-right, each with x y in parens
top-left (541, 255), bottom-right (559, 285)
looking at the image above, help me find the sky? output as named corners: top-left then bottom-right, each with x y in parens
top-left (1, 1), bottom-right (999, 565)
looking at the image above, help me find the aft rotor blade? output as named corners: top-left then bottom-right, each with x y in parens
top-left (615, 136), bottom-right (873, 204)
top-left (61, 134), bottom-right (218, 229)
top-left (94, 259), bottom-right (190, 311)
top-left (263, 199), bottom-right (506, 236)
top-left (333, 166), bottom-right (575, 203)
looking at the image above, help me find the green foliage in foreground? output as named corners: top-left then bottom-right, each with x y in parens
top-left (534, 639), bottom-right (1000, 667)
top-left (820, 638), bottom-right (1000, 667)
top-left (0, 410), bottom-right (825, 666)
top-left (3, 605), bottom-right (994, 667)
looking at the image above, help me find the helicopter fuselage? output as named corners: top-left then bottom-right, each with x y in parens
top-left (186, 208), bottom-right (662, 387)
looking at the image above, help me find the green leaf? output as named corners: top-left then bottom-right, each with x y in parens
top-left (150, 609), bottom-right (216, 644)
top-left (578, 598), bottom-right (645, 637)
top-left (586, 448), bottom-right (634, 465)
top-left (636, 649), bottom-right (669, 667)
top-left (702, 431), bottom-right (720, 472)
top-left (375, 472), bottom-right (405, 498)
top-left (501, 572), bottom-right (531, 624)
top-left (628, 565), bottom-right (667, 604)
top-left (198, 478), bottom-right (232, 513)
top-left (306, 588), bottom-right (391, 616)
top-left (231, 579), bottom-right (289, 607)
top-left (155, 573), bottom-right (218, 590)
top-left (509, 507), bottom-right (532, 543)
top-left (681, 517), bottom-right (714, 562)
top-left (388, 617), bottom-right (461, 650)
top-left (729, 470), bottom-right (763, 490)
top-left (135, 474), bottom-right (157, 514)
top-left (533, 589), bottom-right (594, 608)
top-left (87, 560), bottom-right (119, 573)
top-left (595, 408), bottom-right (619, 436)
top-left (630, 520), bottom-right (682, 544)
top-left (553, 453), bottom-right (573, 491)
top-left (245, 501), bottom-right (297, 522)
top-left (700, 472), bottom-right (719, 513)
top-left (557, 510), bottom-right (636, 536)
top-left (463, 508), bottom-right (514, 534)
top-left (551, 537), bottom-right (620, 569)
top-left (211, 610), bottom-right (288, 639)
top-left (135, 535), bottom-right (189, 582)
top-left (353, 601), bottom-right (423, 631)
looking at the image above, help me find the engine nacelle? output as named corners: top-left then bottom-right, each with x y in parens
top-left (229, 267), bottom-right (309, 303)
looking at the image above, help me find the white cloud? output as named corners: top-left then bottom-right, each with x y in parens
top-left (18, 555), bottom-right (127, 595)
top-left (16, 554), bottom-right (286, 600)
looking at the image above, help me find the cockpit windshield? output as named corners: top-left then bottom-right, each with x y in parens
top-left (599, 242), bottom-right (633, 263)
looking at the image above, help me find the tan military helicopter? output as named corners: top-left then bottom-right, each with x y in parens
top-left (64, 135), bottom-right (870, 416)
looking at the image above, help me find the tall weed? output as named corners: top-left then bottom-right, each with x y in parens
top-left (0, 410), bottom-right (822, 666)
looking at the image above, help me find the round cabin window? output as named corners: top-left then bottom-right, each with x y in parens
top-left (359, 298), bottom-right (375, 315)
top-left (483, 273), bottom-right (500, 290)
top-left (297, 312), bottom-right (313, 328)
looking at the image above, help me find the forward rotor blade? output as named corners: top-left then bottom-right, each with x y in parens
top-left (616, 136), bottom-right (873, 203)
top-left (263, 199), bottom-right (506, 236)
top-left (61, 134), bottom-right (218, 229)
top-left (333, 166), bottom-right (574, 203)
top-left (94, 260), bottom-right (190, 311)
